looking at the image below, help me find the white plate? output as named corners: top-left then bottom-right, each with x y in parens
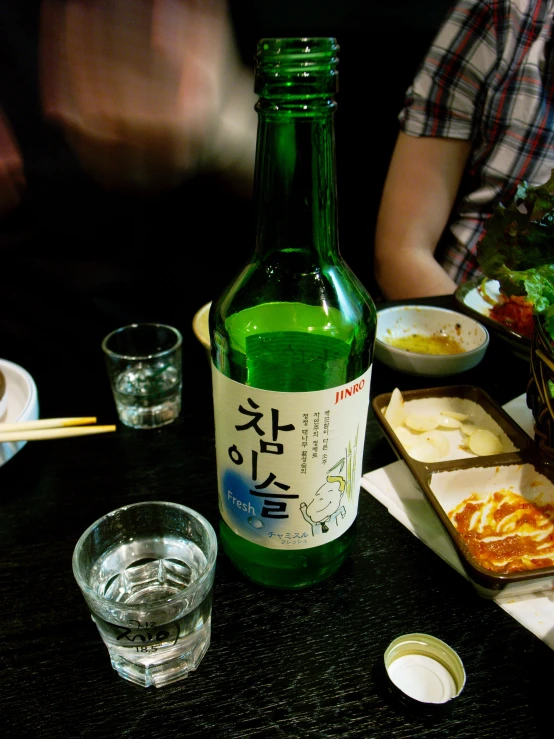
top-left (454, 278), bottom-right (531, 360)
top-left (0, 358), bottom-right (39, 467)
top-left (461, 278), bottom-right (502, 316)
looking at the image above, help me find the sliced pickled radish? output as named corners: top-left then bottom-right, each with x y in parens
top-left (409, 441), bottom-right (440, 463)
top-left (440, 410), bottom-right (468, 422)
top-left (394, 426), bottom-right (415, 449)
top-left (385, 388), bottom-right (406, 429)
top-left (422, 430), bottom-right (449, 457)
top-left (405, 414), bottom-right (439, 432)
top-left (383, 390), bottom-right (504, 462)
top-left (468, 429), bottom-right (503, 456)
top-left (437, 415), bottom-right (462, 429)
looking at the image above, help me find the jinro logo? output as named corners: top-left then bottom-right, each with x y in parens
top-left (334, 379), bottom-right (365, 405)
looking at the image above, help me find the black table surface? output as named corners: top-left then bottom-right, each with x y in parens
top-left (1, 294), bottom-right (551, 739)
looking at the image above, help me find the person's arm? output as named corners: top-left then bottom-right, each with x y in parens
top-left (374, 131), bottom-right (471, 300)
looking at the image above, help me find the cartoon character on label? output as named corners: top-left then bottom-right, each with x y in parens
top-left (301, 473), bottom-right (347, 535)
top-left (301, 429), bottom-right (362, 540)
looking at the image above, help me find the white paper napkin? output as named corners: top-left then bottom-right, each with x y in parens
top-left (361, 394), bottom-right (554, 650)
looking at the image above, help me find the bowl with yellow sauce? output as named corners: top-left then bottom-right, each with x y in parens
top-left (375, 305), bottom-right (489, 376)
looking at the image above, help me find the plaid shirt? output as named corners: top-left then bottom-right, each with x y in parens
top-left (399, 0), bottom-right (554, 284)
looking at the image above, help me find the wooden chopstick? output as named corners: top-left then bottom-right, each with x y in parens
top-left (0, 417), bottom-right (97, 433)
top-left (0, 424), bottom-right (116, 442)
top-left (0, 417), bottom-right (116, 442)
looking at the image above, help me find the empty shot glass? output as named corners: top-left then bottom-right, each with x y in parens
top-left (102, 323), bottom-right (182, 429)
top-left (72, 501), bottom-right (217, 688)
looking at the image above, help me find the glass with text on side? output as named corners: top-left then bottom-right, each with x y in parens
top-left (72, 501), bottom-right (217, 688)
top-left (102, 323), bottom-right (182, 429)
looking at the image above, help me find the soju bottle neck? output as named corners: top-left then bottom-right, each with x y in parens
top-left (253, 38), bottom-right (340, 265)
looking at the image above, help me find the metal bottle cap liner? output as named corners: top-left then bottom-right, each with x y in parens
top-left (384, 633), bottom-right (466, 716)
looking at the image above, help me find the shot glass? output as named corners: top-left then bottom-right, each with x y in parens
top-left (102, 323), bottom-right (182, 429)
top-left (72, 501), bottom-right (217, 689)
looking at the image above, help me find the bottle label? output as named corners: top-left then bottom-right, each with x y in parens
top-left (212, 364), bottom-right (372, 550)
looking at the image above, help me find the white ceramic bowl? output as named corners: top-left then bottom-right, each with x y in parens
top-left (0, 358), bottom-right (39, 467)
top-left (0, 368), bottom-right (6, 421)
top-left (375, 305), bottom-right (489, 376)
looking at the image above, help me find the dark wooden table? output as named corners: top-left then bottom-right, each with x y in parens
top-left (0, 295), bottom-right (551, 739)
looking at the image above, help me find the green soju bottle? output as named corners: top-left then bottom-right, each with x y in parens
top-left (210, 38), bottom-right (376, 589)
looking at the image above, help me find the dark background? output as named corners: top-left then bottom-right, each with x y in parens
top-left (232, 1), bottom-right (454, 297)
top-left (0, 1), bottom-right (454, 385)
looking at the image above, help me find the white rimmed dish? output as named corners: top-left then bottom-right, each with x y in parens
top-left (375, 305), bottom-right (489, 376)
top-left (192, 301), bottom-right (211, 351)
top-left (0, 368), bottom-right (6, 421)
top-left (0, 358), bottom-right (39, 467)
top-left (454, 277), bottom-right (531, 361)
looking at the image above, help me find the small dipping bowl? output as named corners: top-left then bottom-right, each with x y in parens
top-left (0, 358), bottom-right (39, 467)
top-left (375, 305), bottom-right (489, 376)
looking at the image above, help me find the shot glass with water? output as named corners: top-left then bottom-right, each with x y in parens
top-left (102, 323), bottom-right (182, 429)
top-left (72, 501), bottom-right (217, 688)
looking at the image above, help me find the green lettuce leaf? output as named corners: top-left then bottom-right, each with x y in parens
top-left (497, 264), bottom-right (554, 312)
top-left (476, 169), bottom-right (554, 341)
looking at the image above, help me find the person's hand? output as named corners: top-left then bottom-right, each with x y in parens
top-left (0, 108), bottom-right (26, 217)
top-left (40, 0), bottom-right (256, 193)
